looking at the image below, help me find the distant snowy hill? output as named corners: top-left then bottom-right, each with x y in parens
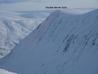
top-left (0, 11), bottom-right (49, 59)
top-left (0, 9), bottom-right (98, 74)
top-left (0, 69), bottom-right (17, 74)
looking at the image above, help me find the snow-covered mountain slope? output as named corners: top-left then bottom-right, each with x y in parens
top-left (0, 11), bottom-right (49, 59)
top-left (0, 9), bottom-right (98, 74)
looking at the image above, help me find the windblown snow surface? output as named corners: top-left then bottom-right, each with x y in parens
top-left (0, 9), bottom-right (98, 74)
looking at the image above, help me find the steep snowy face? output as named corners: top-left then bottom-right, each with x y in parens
top-left (0, 11), bottom-right (48, 59)
top-left (0, 9), bottom-right (98, 74)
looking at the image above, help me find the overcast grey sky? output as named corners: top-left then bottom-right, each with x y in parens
top-left (0, 0), bottom-right (98, 11)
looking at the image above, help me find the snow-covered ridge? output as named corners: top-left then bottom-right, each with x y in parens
top-left (61, 8), bottom-right (95, 15)
top-left (0, 11), bottom-right (48, 59)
